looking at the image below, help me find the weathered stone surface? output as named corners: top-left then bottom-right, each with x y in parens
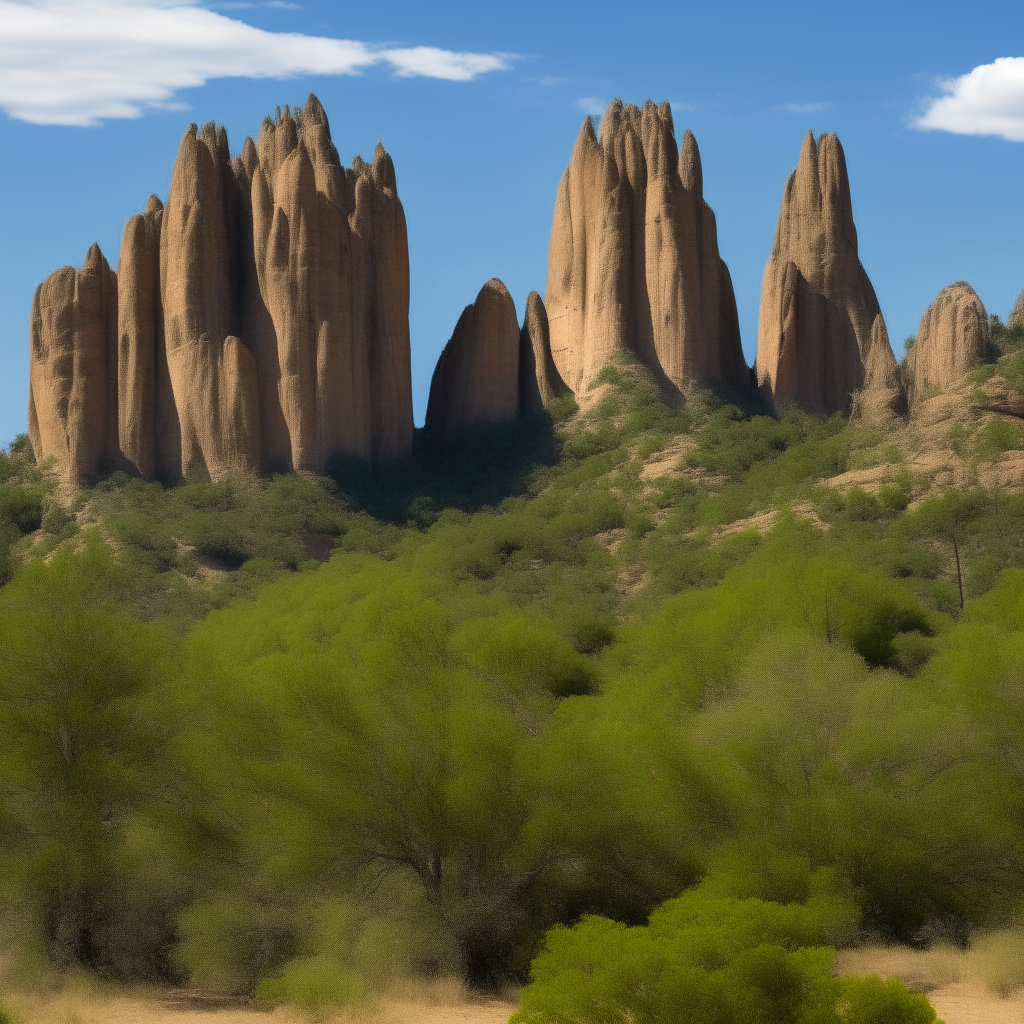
top-left (519, 291), bottom-right (570, 414)
top-left (28, 244), bottom-right (119, 485)
top-left (117, 194), bottom-right (182, 481)
top-left (756, 131), bottom-right (902, 417)
top-left (907, 282), bottom-right (990, 402)
top-left (426, 279), bottom-right (520, 436)
top-left (252, 97), bottom-right (412, 470)
top-left (161, 121), bottom-right (261, 480)
top-left (545, 99), bottom-right (747, 397)
top-left (1008, 289), bottom-right (1024, 330)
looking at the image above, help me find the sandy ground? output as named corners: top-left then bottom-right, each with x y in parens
top-left (837, 944), bottom-right (1024, 1024)
top-left (2, 988), bottom-right (518, 1024)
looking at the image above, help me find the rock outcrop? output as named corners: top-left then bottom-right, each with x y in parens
top-left (545, 99), bottom-right (748, 398)
top-left (519, 291), bottom-right (570, 414)
top-left (118, 195), bottom-right (181, 481)
top-left (28, 95), bottom-right (414, 485)
top-left (756, 131), bottom-right (902, 418)
top-left (426, 279), bottom-right (521, 437)
top-left (28, 244), bottom-right (119, 485)
top-left (1008, 289), bottom-right (1024, 330)
top-left (907, 282), bottom-right (990, 403)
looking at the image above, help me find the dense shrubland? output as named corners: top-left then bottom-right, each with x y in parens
top-left (1, 355), bottom-right (1023, 1020)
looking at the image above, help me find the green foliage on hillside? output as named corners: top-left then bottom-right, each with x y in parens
top-left (0, 362), bottom-right (1023, 1016)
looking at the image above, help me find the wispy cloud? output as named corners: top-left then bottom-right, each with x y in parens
top-left (574, 96), bottom-right (606, 117)
top-left (671, 101), bottom-right (696, 114)
top-left (0, 0), bottom-right (513, 126)
top-left (776, 101), bottom-right (832, 114)
top-left (914, 57), bottom-right (1024, 142)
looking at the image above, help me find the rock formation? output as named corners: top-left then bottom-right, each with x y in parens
top-left (906, 282), bottom-right (990, 403)
top-left (1008, 289), bottom-right (1024, 330)
top-left (118, 195), bottom-right (181, 481)
top-left (545, 99), bottom-right (748, 398)
top-left (28, 244), bottom-right (119, 485)
top-left (519, 291), bottom-right (570, 414)
top-left (426, 279), bottom-right (521, 437)
top-left (28, 94), bottom-right (414, 486)
top-left (756, 131), bottom-right (902, 418)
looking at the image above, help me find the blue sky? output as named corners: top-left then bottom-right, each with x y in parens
top-left (1, 0), bottom-right (1022, 445)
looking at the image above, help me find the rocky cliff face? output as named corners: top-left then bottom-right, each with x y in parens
top-left (907, 282), bottom-right (990, 403)
top-left (545, 99), bottom-right (748, 398)
top-left (29, 94), bottom-right (413, 485)
top-left (519, 291), bottom-right (570, 415)
top-left (426, 279), bottom-right (521, 437)
top-left (756, 131), bottom-right (902, 419)
top-left (1008, 289), bottom-right (1024, 330)
top-left (28, 244), bottom-right (119, 485)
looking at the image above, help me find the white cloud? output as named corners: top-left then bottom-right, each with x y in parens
top-left (914, 57), bottom-right (1024, 142)
top-left (670, 101), bottom-right (695, 114)
top-left (776, 101), bottom-right (832, 114)
top-left (574, 96), bottom-right (606, 117)
top-left (0, 0), bottom-right (513, 126)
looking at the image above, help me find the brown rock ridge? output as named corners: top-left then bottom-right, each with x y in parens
top-left (28, 244), bottom-right (119, 486)
top-left (906, 282), bottom-right (990, 404)
top-left (1008, 289), bottom-right (1024, 330)
top-left (545, 99), bottom-right (748, 398)
top-left (519, 291), bottom-right (570, 414)
top-left (28, 94), bottom-right (414, 486)
top-left (426, 279), bottom-right (521, 437)
top-left (756, 131), bottom-right (903, 419)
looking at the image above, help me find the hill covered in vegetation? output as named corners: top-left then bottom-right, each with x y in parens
top-left (1, 318), bottom-right (1023, 1022)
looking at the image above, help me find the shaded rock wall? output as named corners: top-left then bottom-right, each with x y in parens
top-left (1008, 289), bottom-right (1024, 330)
top-left (756, 131), bottom-right (902, 419)
top-left (29, 94), bottom-right (413, 485)
top-left (28, 244), bottom-right (119, 485)
top-left (545, 99), bottom-right (747, 398)
top-left (907, 282), bottom-right (990, 403)
top-left (519, 291), bottom-right (570, 415)
top-left (426, 279), bottom-right (521, 437)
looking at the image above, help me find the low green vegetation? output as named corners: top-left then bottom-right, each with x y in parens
top-left (0, 357), bottom-right (1023, 1018)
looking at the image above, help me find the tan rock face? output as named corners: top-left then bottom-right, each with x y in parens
top-left (756, 131), bottom-right (902, 418)
top-left (28, 244), bottom-right (119, 485)
top-left (907, 282), bottom-right (990, 402)
top-left (426, 279), bottom-right (521, 436)
top-left (250, 97), bottom-right (413, 470)
top-left (118, 194), bottom-right (182, 482)
top-left (1008, 289), bottom-right (1024, 330)
top-left (545, 99), bottom-right (747, 397)
top-left (29, 94), bottom-right (414, 487)
top-left (519, 291), bottom-right (570, 414)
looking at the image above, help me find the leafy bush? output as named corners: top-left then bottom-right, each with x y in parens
top-left (513, 884), bottom-right (934, 1024)
top-left (0, 485), bottom-right (44, 533)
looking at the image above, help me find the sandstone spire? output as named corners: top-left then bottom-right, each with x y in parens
top-left (756, 131), bottom-right (902, 418)
top-left (1008, 289), bottom-right (1024, 330)
top-left (426, 279), bottom-right (520, 437)
top-left (252, 97), bottom-right (412, 470)
top-left (545, 99), bottom-right (747, 398)
top-left (118, 195), bottom-right (181, 481)
top-left (28, 244), bottom-right (119, 485)
top-left (161, 121), bottom-right (261, 480)
top-left (519, 291), bottom-right (570, 414)
top-left (906, 282), bottom-right (990, 403)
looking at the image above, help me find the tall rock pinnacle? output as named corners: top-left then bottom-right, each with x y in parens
top-left (28, 244), bottom-right (119, 486)
top-left (756, 131), bottom-right (902, 418)
top-left (907, 282), bottom-right (990, 403)
top-left (1008, 289), bottom-right (1024, 330)
top-left (29, 94), bottom-right (415, 486)
top-left (545, 99), bottom-right (747, 397)
top-left (426, 279), bottom-right (521, 437)
top-left (519, 291), bottom-right (570, 414)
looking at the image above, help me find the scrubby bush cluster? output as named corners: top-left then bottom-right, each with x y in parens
top-left (1, 362), bottom-right (1023, 1019)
